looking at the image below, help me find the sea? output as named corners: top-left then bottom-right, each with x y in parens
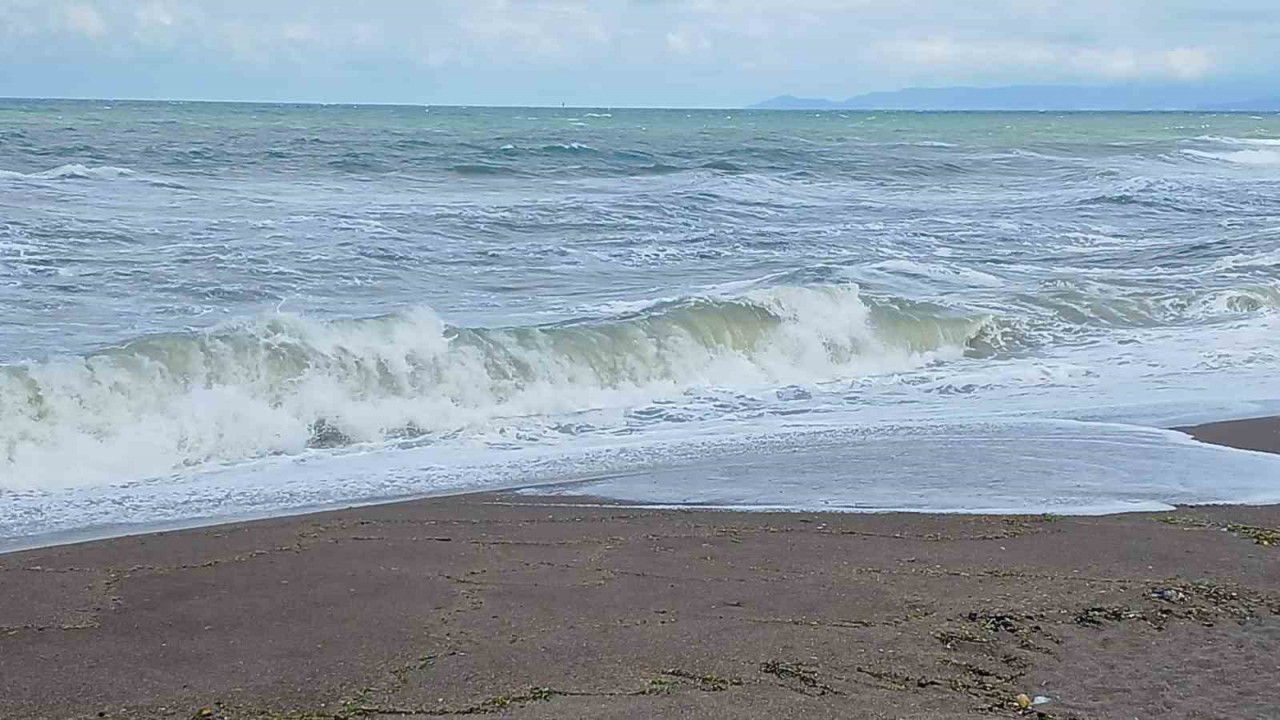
top-left (3, 99), bottom-right (1280, 549)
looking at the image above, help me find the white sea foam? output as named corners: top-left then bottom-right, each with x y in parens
top-left (1183, 149), bottom-right (1280, 165)
top-left (1212, 247), bottom-right (1280, 272)
top-left (863, 259), bottom-right (1006, 288)
top-left (9, 417), bottom-right (1280, 550)
top-left (0, 286), bottom-right (986, 491)
top-left (1197, 136), bottom-right (1280, 146)
top-left (528, 421), bottom-right (1280, 514)
top-left (0, 163), bottom-right (136, 181)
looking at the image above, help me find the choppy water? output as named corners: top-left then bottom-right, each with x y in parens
top-left (3, 100), bottom-right (1280, 547)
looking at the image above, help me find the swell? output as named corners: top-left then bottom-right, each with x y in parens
top-left (1181, 136), bottom-right (1280, 166)
top-left (1183, 148), bottom-right (1280, 166)
top-left (1023, 283), bottom-right (1280, 328)
top-left (0, 286), bottom-right (995, 490)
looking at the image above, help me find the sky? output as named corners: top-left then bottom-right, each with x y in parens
top-left (1, 0), bottom-right (1278, 107)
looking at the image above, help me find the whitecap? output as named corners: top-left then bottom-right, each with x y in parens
top-left (1, 164), bottom-right (137, 181)
top-left (1183, 149), bottom-right (1280, 166)
top-left (1195, 135), bottom-right (1280, 146)
top-left (0, 286), bottom-right (991, 491)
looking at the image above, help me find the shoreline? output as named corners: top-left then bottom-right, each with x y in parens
top-left (1173, 415), bottom-right (1280, 455)
top-left (3, 416), bottom-right (1279, 557)
top-left (2, 417), bottom-right (1278, 719)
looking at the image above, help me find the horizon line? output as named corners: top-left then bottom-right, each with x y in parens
top-left (0, 95), bottom-right (739, 110)
top-left (2, 96), bottom-right (1274, 114)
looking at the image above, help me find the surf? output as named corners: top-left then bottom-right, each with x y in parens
top-left (0, 285), bottom-right (1000, 490)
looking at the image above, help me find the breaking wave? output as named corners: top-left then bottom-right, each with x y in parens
top-left (0, 164), bottom-right (135, 181)
top-left (1025, 282), bottom-right (1280, 328)
top-left (1184, 149), bottom-right (1280, 166)
top-left (1196, 136), bottom-right (1280, 147)
top-left (0, 286), bottom-right (998, 490)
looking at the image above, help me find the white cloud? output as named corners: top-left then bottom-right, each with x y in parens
top-left (455, 1), bottom-right (612, 62)
top-left (350, 22), bottom-right (380, 47)
top-left (0, 5), bottom-right (39, 40)
top-left (875, 37), bottom-right (1216, 81)
top-left (422, 46), bottom-right (457, 69)
top-left (1069, 48), bottom-right (1142, 78)
top-left (666, 26), bottom-right (711, 57)
top-left (880, 39), bottom-right (1059, 68)
top-left (134, 2), bottom-right (174, 29)
top-left (0, 1), bottom-right (1271, 104)
top-left (281, 22), bottom-right (315, 42)
top-left (1164, 47), bottom-right (1213, 79)
top-left (58, 2), bottom-right (107, 38)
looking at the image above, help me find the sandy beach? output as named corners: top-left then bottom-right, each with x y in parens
top-left (2, 419), bottom-right (1278, 720)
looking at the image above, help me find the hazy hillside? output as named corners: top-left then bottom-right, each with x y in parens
top-left (752, 84), bottom-right (1280, 111)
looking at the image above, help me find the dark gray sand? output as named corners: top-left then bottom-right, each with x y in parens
top-left (1176, 415), bottom-right (1280, 455)
top-left (2, 419), bottom-right (1279, 720)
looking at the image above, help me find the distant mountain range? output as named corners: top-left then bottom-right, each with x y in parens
top-left (751, 84), bottom-right (1280, 111)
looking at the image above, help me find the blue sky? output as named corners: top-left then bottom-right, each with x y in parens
top-left (2, 0), bottom-right (1278, 106)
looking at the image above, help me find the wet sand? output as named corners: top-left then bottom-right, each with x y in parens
top-left (2, 419), bottom-right (1279, 719)
top-left (1176, 415), bottom-right (1280, 455)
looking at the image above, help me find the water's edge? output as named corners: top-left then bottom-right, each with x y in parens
top-left (4, 416), bottom-right (1276, 556)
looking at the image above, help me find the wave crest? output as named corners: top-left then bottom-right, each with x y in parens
top-left (0, 286), bottom-right (992, 489)
top-left (1183, 149), bottom-right (1280, 166)
top-left (0, 164), bottom-right (135, 181)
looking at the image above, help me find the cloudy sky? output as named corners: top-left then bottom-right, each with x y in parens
top-left (1, 0), bottom-right (1278, 106)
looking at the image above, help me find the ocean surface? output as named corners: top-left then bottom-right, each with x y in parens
top-left (4, 100), bottom-right (1280, 548)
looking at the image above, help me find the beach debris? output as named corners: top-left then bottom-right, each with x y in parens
top-left (1074, 605), bottom-right (1144, 627)
top-left (1156, 515), bottom-right (1280, 547)
top-left (762, 660), bottom-right (842, 696)
top-left (1073, 581), bottom-right (1280, 632)
top-left (1033, 695), bottom-right (1052, 706)
top-left (970, 611), bottom-right (1019, 633)
top-left (194, 708), bottom-right (214, 718)
top-left (664, 668), bottom-right (743, 692)
top-left (1230, 523), bottom-right (1280, 547)
top-left (1016, 693), bottom-right (1033, 710)
top-left (964, 610), bottom-right (1058, 644)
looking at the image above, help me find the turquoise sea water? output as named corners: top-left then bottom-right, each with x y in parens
top-left (3, 100), bottom-right (1280, 546)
